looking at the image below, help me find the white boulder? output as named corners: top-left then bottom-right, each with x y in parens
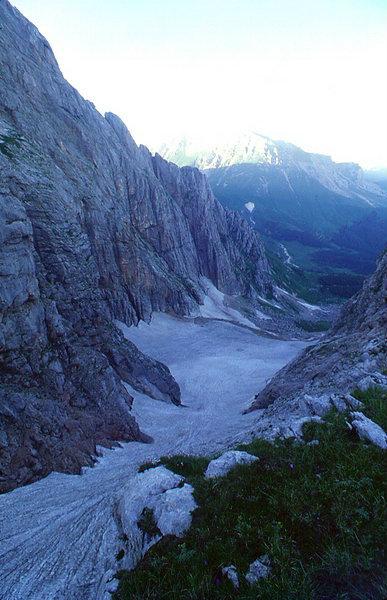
top-left (343, 393), bottom-right (363, 410)
top-left (116, 466), bottom-right (197, 570)
top-left (205, 450), bottom-right (258, 479)
top-left (350, 412), bottom-right (387, 449)
top-left (305, 393), bottom-right (363, 416)
top-left (147, 483), bottom-right (197, 537)
top-left (222, 564), bottom-right (240, 589)
top-left (245, 554), bottom-right (271, 584)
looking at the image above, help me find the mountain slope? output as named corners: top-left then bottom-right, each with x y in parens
top-left (0, 0), bottom-right (273, 492)
top-left (248, 250), bottom-right (387, 413)
top-left (158, 133), bottom-right (387, 301)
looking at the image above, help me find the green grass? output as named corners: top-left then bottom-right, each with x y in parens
top-left (115, 388), bottom-right (386, 600)
top-left (266, 247), bottom-right (324, 304)
top-left (283, 240), bottom-right (325, 271)
top-left (265, 239), bottom-right (367, 304)
top-left (295, 320), bottom-right (331, 333)
top-left (353, 387), bottom-right (387, 432)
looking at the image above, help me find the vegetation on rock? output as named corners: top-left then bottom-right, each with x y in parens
top-left (116, 387), bottom-right (386, 600)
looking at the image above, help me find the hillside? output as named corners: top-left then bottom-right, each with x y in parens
top-left (248, 250), bottom-right (387, 416)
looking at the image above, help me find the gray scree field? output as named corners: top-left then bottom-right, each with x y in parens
top-left (0, 314), bottom-right (306, 600)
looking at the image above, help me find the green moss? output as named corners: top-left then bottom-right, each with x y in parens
top-left (115, 389), bottom-right (386, 600)
top-left (0, 133), bottom-right (23, 159)
top-left (137, 508), bottom-right (160, 538)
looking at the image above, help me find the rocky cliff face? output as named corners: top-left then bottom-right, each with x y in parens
top-left (0, 0), bottom-right (272, 492)
top-left (248, 251), bottom-right (387, 412)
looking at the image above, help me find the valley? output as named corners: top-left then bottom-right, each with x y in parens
top-left (0, 314), bottom-right (306, 599)
top-left (0, 2), bottom-right (385, 599)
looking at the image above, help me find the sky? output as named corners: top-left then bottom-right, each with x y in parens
top-left (11, 0), bottom-right (387, 168)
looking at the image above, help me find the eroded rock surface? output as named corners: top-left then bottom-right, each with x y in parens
top-left (0, 0), bottom-right (273, 491)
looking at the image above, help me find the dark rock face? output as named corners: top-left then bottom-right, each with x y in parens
top-left (0, 0), bottom-right (272, 491)
top-left (248, 251), bottom-right (387, 411)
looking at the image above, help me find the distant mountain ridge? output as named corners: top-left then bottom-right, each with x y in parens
top-left (158, 132), bottom-right (387, 208)
top-left (158, 133), bottom-right (387, 301)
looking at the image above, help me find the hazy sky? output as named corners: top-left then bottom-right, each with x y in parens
top-left (11, 0), bottom-right (387, 168)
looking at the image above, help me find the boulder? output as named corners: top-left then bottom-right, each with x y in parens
top-left (205, 450), bottom-right (258, 479)
top-left (350, 412), bottom-right (387, 449)
top-left (222, 565), bottom-right (240, 589)
top-left (116, 466), bottom-right (197, 570)
top-left (147, 483), bottom-right (197, 538)
top-left (245, 554), bottom-right (271, 584)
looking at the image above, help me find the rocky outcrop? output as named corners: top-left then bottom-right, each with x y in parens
top-left (96, 465), bottom-right (197, 597)
top-left (248, 251), bottom-right (387, 412)
top-left (205, 450), bottom-right (258, 479)
top-left (0, 0), bottom-right (273, 491)
top-left (116, 465), bottom-right (197, 563)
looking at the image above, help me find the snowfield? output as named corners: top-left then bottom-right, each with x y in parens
top-left (0, 314), bottom-right (306, 600)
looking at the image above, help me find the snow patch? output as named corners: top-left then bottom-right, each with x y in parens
top-left (297, 299), bottom-right (323, 312)
top-left (279, 243), bottom-right (295, 266)
top-left (199, 278), bottom-right (270, 323)
top-left (245, 201), bottom-right (255, 212)
top-left (275, 286), bottom-right (323, 312)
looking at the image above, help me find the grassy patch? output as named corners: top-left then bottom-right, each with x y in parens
top-left (353, 387), bottom-right (387, 432)
top-left (266, 246), bottom-right (323, 304)
top-left (0, 133), bottom-right (23, 159)
top-left (296, 320), bottom-right (331, 333)
top-left (137, 508), bottom-right (161, 538)
top-left (115, 389), bottom-right (386, 600)
top-left (138, 455), bottom-right (209, 478)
